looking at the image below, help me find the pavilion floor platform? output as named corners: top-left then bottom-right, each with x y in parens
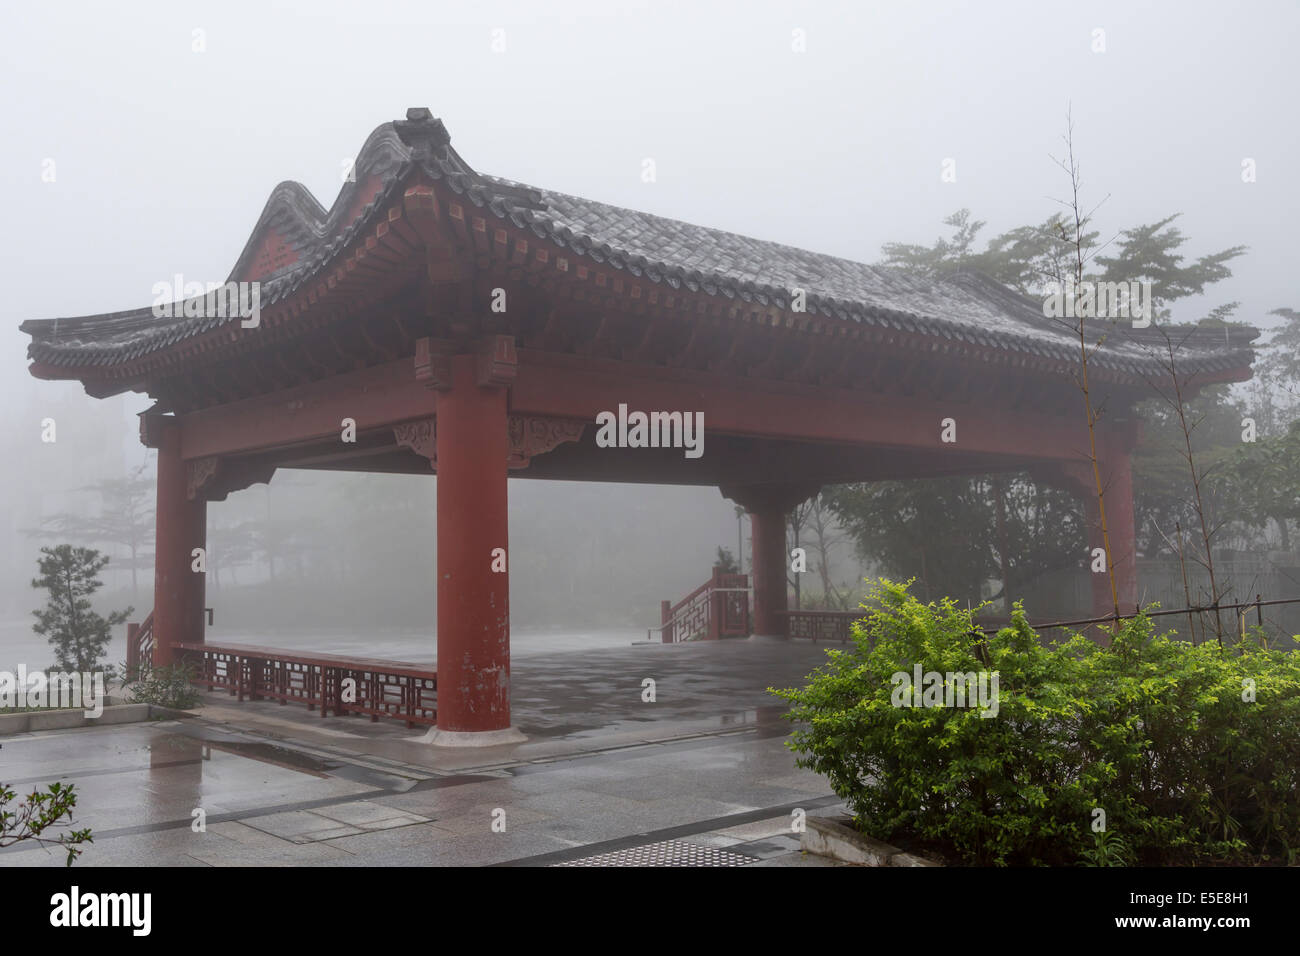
top-left (0, 637), bottom-right (844, 867)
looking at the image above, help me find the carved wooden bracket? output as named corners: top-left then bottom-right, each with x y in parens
top-left (477, 334), bottom-right (518, 387)
top-left (414, 338), bottom-right (452, 391)
top-left (394, 418), bottom-right (437, 468)
top-left (206, 461), bottom-right (277, 502)
top-left (139, 415), bottom-right (162, 449)
top-left (139, 411), bottom-right (176, 450)
top-left (187, 457), bottom-right (277, 501)
top-left (187, 457), bottom-right (220, 500)
top-left (415, 336), bottom-right (518, 389)
top-left (508, 416), bottom-right (585, 470)
top-left (393, 415), bottom-right (584, 471)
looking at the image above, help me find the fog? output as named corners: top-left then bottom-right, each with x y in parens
top-left (2, 1), bottom-right (1296, 653)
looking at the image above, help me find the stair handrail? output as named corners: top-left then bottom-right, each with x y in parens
top-left (648, 571), bottom-right (752, 643)
top-left (127, 610), bottom-right (155, 675)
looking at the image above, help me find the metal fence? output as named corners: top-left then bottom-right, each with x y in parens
top-left (977, 596), bottom-right (1300, 648)
top-left (1012, 551), bottom-right (1300, 645)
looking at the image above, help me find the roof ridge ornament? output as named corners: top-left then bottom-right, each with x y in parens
top-left (394, 107), bottom-right (451, 162)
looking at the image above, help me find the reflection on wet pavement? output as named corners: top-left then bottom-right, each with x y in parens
top-left (0, 638), bottom-right (842, 866)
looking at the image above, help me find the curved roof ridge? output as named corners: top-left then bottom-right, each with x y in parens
top-left (224, 120), bottom-right (411, 283)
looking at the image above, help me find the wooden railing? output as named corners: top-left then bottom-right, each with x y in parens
top-left (176, 642), bottom-right (437, 728)
top-left (653, 568), bottom-right (750, 643)
top-left (126, 611), bottom-right (155, 675)
top-left (779, 609), bottom-right (864, 643)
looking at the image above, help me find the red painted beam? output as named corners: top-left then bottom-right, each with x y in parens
top-left (177, 347), bottom-right (1138, 463)
top-left (510, 352), bottom-right (1130, 462)
top-left (179, 358), bottom-right (430, 459)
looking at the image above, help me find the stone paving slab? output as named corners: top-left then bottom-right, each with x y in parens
top-left (686, 832), bottom-right (747, 848)
top-left (242, 810), bottom-right (366, 844)
top-left (321, 822), bottom-right (586, 867)
top-left (310, 800), bottom-right (430, 830)
top-left (426, 806), bottom-right (551, 836)
top-left (712, 816), bottom-right (801, 842)
top-left (733, 834), bottom-right (803, 859)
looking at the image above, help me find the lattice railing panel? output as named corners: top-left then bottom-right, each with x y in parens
top-left (127, 611), bottom-right (156, 675)
top-left (783, 610), bottom-right (863, 643)
top-left (671, 588), bottom-right (712, 643)
top-left (176, 643), bottom-right (437, 727)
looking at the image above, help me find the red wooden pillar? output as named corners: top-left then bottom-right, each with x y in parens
top-left (721, 483), bottom-right (819, 638)
top-left (749, 509), bottom-right (789, 637)
top-left (1103, 451), bottom-right (1138, 612)
top-left (143, 415), bottom-right (206, 667)
top-left (1051, 445), bottom-right (1139, 621)
top-left (431, 342), bottom-right (519, 742)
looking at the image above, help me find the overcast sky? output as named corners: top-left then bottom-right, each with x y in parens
top-left (2, 0), bottom-right (1295, 441)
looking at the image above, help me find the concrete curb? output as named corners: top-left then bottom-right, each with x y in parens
top-left (0, 702), bottom-right (154, 736)
top-left (801, 815), bottom-right (943, 867)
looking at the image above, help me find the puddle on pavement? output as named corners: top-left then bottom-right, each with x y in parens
top-left (717, 706), bottom-right (787, 728)
top-left (521, 704), bottom-right (790, 740)
top-left (144, 730), bottom-right (419, 790)
top-left (147, 732), bottom-right (342, 776)
top-left (209, 740), bottom-right (343, 775)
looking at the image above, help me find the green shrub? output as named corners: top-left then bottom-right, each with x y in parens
top-left (770, 578), bottom-right (1300, 866)
top-left (122, 662), bottom-right (203, 711)
top-left (1073, 619), bottom-right (1300, 864)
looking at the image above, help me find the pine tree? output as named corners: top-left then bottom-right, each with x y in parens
top-left (31, 545), bottom-right (132, 674)
top-left (29, 459), bottom-right (155, 599)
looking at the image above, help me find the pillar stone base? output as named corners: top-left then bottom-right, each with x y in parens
top-left (420, 726), bottom-right (527, 748)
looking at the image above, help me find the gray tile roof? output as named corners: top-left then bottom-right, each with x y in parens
top-left (21, 109), bottom-right (1257, 381)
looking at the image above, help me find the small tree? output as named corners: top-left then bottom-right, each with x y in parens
top-left (31, 545), bottom-right (132, 675)
top-left (0, 782), bottom-right (92, 866)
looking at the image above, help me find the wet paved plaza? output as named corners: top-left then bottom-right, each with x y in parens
top-left (0, 637), bottom-right (847, 866)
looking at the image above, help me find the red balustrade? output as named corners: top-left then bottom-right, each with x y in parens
top-left (656, 568), bottom-right (750, 642)
top-left (175, 642), bottom-right (437, 728)
top-left (779, 609), bottom-right (865, 643)
top-left (126, 611), bottom-right (155, 675)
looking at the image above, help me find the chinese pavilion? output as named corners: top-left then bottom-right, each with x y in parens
top-left (21, 109), bottom-right (1257, 744)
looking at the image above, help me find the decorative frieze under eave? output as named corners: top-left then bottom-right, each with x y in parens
top-left (187, 457), bottom-right (220, 500)
top-left (185, 455), bottom-right (278, 502)
top-left (393, 415), bottom-right (585, 471)
top-left (393, 418), bottom-right (437, 464)
top-left (506, 416), bottom-right (585, 469)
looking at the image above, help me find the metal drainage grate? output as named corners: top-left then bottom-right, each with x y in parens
top-left (554, 839), bottom-right (756, 867)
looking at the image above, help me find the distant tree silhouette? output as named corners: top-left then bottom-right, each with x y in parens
top-left (29, 459), bottom-right (154, 599)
